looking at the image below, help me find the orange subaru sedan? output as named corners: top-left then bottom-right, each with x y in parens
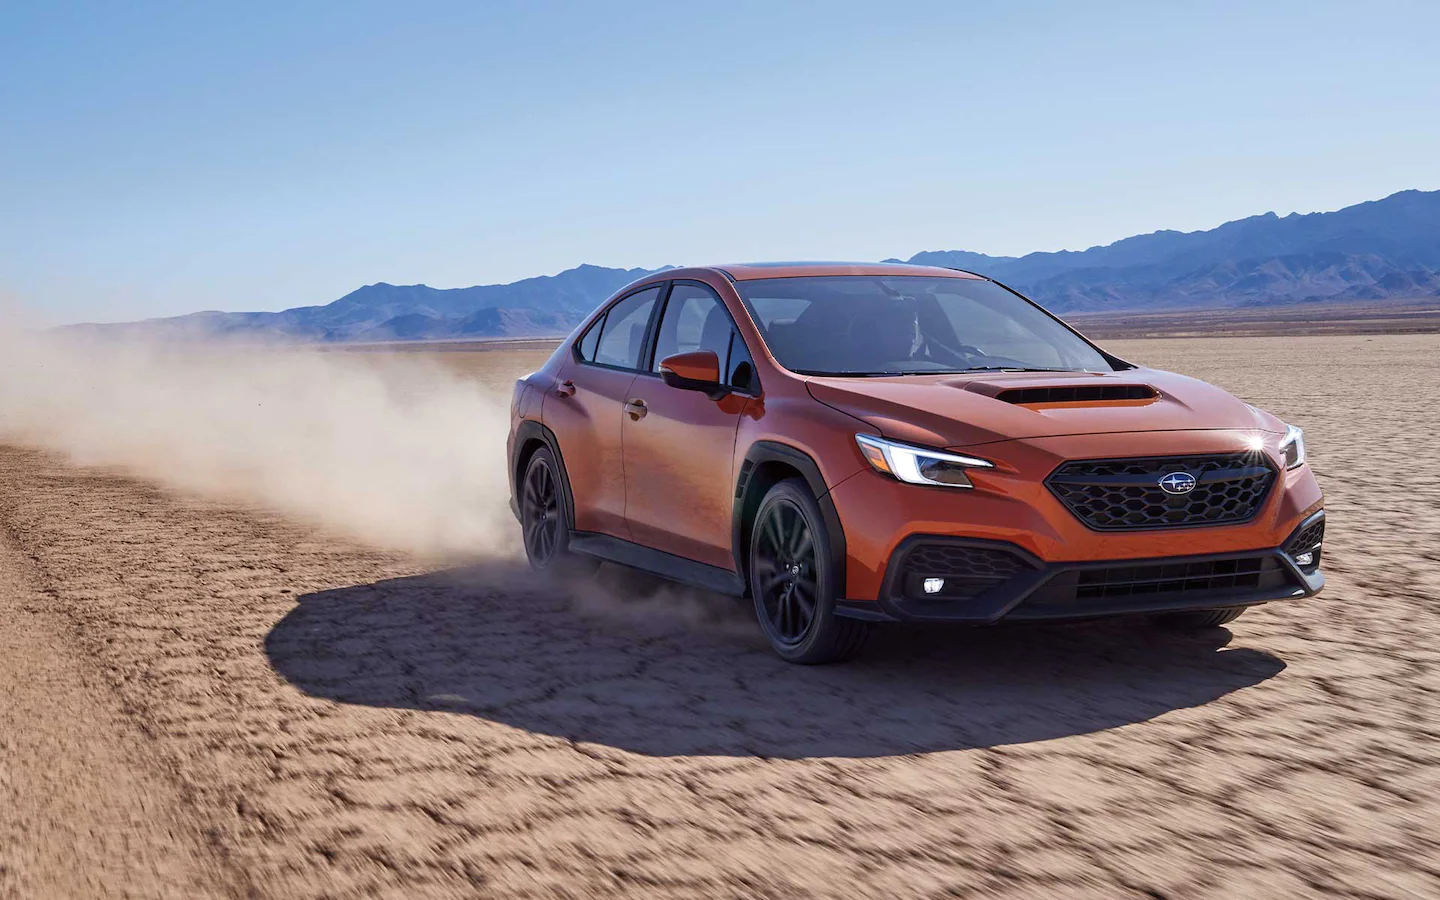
top-left (507, 263), bottom-right (1324, 663)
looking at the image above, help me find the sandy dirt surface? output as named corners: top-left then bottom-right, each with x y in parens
top-left (1, 334), bottom-right (1437, 899)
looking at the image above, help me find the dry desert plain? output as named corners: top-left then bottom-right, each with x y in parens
top-left (1, 332), bottom-right (1438, 899)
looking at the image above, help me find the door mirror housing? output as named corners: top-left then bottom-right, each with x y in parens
top-left (658, 350), bottom-right (728, 399)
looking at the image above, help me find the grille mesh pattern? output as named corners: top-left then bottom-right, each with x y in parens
top-left (1285, 518), bottom-right (1325, 556)
top-left (1047, 454), bottom-right (1274, 530)
top-left (904, 544), bottom-right (1027, 580)
top-left (898, 544), bottom-right (1028, 600)
top-left (1076, 557), bottom-right (1264, 600)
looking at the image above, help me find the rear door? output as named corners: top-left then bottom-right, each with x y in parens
top-left (622, 281), bottom-right (758, 569)
top-left (544, 284), bottom-right (662, 539)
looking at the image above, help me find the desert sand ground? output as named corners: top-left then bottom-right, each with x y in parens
top-left (1, 334), bottom-right (1437, 899)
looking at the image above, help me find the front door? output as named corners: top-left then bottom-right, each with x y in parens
top-left (543, 284), bottom-right (661, 539)
top-left (622, 281), bottom-right (756, 570)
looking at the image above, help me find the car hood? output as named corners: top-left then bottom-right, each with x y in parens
top-left (806, 367), bottom-right (1280, 449)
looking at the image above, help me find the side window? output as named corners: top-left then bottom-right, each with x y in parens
top-left (592, 286), bottom-right (661, 369)
top-left (575, 313), bottom-right (604, 362)
top-left (652, 283), bottom-right (732, 371)
top-left (727, 331), bottom-right (757, 392)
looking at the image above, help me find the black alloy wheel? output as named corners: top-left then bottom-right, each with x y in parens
top-left (520, 446), bottom-right (602, 579)
top-left (748, 478), bottom-right (870, 664)
top-left (522, 454), bottom-right (559, 564)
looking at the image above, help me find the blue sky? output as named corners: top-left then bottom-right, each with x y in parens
top-left (3, 1), bottom-right (1437, 322)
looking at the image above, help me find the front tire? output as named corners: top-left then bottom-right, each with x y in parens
top-left (1152, 606), bottom-right (1247, 629)
top-left (520, 447), bottom-right (598, 578)
top-left (749, 478), bottom-right (869, 664)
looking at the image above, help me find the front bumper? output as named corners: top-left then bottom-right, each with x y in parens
top-left (827, 429), bottom-right (1326, 602)
top-left (836, 510), bottom-right (1326, 624)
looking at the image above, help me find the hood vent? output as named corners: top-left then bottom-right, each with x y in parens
top-left (993, 384), bottom-right (1158, 405)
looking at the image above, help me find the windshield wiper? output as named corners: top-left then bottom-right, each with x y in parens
top-left (958, 366), bottom-right (1082, 373)
top-left (795, 366), bottom-right (1087, 377)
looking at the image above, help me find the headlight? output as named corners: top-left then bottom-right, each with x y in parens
top-left (1279, 424), bottom-right (1305, 469)
top-left (855, 434), bottom-right (993, 488)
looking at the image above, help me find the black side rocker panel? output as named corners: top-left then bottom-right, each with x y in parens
top-left (569, 532), bottom-right (746, 596)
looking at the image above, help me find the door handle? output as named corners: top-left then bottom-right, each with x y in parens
top-left (624, 398), bottom-right (648, 420)
top-left (555, 379), bottom-right (576, 397)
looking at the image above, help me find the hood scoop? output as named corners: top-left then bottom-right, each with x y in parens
top-left (967, 383), bottom-right (1159, 405)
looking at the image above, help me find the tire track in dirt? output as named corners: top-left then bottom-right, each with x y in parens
top-left (0, 510), bottom-right (238, 899)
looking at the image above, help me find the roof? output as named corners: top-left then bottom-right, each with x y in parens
top-left (711, 261), bottom-right (985, 281)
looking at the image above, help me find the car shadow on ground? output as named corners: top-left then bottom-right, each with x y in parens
top-left (265, 561), bottom-right (1285, 758)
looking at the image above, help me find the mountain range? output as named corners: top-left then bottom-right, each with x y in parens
top-left (77, 189), bottom-right (1440, 342)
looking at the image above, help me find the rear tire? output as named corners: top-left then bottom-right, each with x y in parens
top-left (749, 478), bottom-right (869, 664)
top-left (1152, 606), bottom-right (1247, 629)
top-left (520, 447), bottom-right (598, 579)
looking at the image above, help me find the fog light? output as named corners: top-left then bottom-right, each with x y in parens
top-left (1294, 550), bottom-right (1315, 566)
top-left (923, 577), bottom-right (945, 594)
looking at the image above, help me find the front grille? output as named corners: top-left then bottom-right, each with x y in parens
top-left (895, 542), bottom-right (1029, 601)
top-left (1047, 453), bottom-right (1275, 530)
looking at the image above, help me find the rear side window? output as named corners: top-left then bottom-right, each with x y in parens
top-left (576, 314), bottom-right (604, 361)
top-left (592, 286), bottom-right (661, 370)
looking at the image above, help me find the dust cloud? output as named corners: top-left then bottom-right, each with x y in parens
top-left (0, 322), bottom-right (521, 559)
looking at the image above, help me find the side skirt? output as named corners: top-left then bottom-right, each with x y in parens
top-left (568, 531), bottom-right (746, 597)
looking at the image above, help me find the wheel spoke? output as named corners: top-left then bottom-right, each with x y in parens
top-left (792, 527), bottom-right (813, 562)
top-left (779, 506), bottom-right (797, 554)
top-left (761, 569), bottom-right (789, 592)
top-left (761, 512), bottom-right (782, 554)
top-left (785, 513), bottom-right (804, 558)
top-left (793, 581), bottom-right (816, 622)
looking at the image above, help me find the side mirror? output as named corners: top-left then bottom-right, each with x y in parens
top-left (658, 350), bottom-right (728, 399)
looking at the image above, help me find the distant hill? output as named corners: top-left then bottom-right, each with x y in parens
top-left (73, 189), bottom-right (1440, 341)
top-left (888, 189), bottom-right (1440, 312)
top-left (69, 264), bottom-right (665, 343)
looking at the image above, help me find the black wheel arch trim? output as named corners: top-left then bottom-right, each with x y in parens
top-left (510, 419), bottom-right (580, 532)
top-left (731, 441), bottom-right (847, 600)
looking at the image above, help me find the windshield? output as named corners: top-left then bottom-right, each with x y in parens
top-left (734, 275), bottom-right (1115, 376)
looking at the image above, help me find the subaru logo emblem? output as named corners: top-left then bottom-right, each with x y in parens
top-left (1158, 472), bottom-right (1197, 495)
